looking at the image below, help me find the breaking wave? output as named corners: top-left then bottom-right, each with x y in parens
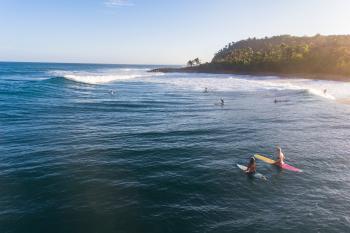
top-left (142, 74), bottom-right (348, 100)
top-left (50, 68), bottom-right (163, 84)
top-left (49, 67), bottom-right (349, 101)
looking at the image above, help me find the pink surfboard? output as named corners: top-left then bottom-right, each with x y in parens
top-left (280, 163), bottom-right (302, 172)
top-left (254, 154), bottom-right (303, 172)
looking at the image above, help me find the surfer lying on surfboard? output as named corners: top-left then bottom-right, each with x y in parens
top-left (246, 157), bottom-right (257, 174)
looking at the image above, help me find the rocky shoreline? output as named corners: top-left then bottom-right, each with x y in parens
top-left (149, 64), bottom-right (350, 82)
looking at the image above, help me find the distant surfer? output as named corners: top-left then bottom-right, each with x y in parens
top-left (323, 89), bottom-right (327, 95)
top-left (110, 90), bottom-right (116, 95)
top-left (214, 98), bottom-right (225, 106)
top-left (245, 157), bottom-right (257, 174)
top-left (274, 98), bottom-right (289, 103)
top-left (204, 87), bottom-right (208, 93)
top-left (274, 146), bottom-right (285, 166)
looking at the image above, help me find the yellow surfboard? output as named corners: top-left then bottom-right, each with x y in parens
top-left (254, 154), bottom-right (302, 172)
top-left (254, 154), bottom-right (275, 164)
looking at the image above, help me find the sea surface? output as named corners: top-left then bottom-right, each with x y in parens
top-left (1, 62), bottom-right (350, 233)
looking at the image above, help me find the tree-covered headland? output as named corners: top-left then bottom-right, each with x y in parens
top-left (152, 35), bottom-right (350, 79)
top-left (210, 34), bottom-right (350, 75)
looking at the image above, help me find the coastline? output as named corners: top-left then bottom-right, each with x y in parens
top-left (149, 66), bottom-right (350, 82)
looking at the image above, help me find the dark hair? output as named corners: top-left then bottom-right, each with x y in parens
top-left (249, 157), bottom-right (256, 165)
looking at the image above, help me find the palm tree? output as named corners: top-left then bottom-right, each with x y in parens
top-left (193, 58), bottom-right (201, 65)
top-left (187, 60), bottom-right (194, 67)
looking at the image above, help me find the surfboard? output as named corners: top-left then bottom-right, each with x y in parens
top-left (254, 154), bottom-right (302, 172)
top-left (237, 164), bottom-right (267, 180)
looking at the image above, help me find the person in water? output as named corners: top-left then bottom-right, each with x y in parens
top-left (274, 146), bottom-right (285, 166)
top-left (204, 87), bottom-right (208, 93)
top-left (246, 157), bottom-right (257, 174)
top-left (274, 98), bottom-right (289, 103)
top-left (220, 98), bottom-right (224, 105)
top-left (323, 89), bottom-right (327, 94)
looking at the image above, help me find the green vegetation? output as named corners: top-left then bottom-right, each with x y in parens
top-left (151, 35), bottom-right (350, 80)
top-left (211, 35), bottom-right (350, 75)
top-left (187, 58), bottom-right (201, 67)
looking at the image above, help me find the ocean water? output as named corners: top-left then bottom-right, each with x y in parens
top-left (1, 62), bottom-right (350, 233)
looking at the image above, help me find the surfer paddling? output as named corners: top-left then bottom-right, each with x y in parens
top-left (274, 146), bottom-right (285, 166)
top-left (245, 157), bottom-right (257, 174)
top-left (214, 98), bottom-right (225, 106)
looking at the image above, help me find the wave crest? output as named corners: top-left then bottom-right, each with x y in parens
top-left (48, 68), bottom-right (348, 101)
top-left (146, 74), bottom-right (344, 100)
top-left (50, 69), bottom-right (162, 84)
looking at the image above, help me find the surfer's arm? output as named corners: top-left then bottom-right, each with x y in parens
top-left (245, 166), bottom-right (253, 173)
top-left (273, 158), bottom-right (281, 165)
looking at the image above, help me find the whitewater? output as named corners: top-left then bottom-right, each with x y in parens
top-left (51, 67), bottom-right (350, 101)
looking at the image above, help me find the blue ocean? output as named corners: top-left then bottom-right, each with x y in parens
top-left (1, 62), bottom-right (350, 233)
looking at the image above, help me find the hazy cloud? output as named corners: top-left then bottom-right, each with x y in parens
top-left (104, 0), bottom-right (134, 7)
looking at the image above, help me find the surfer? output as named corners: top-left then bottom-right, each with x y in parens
top-left (220, 98), bottom-right (224, 106)
top-left (245, 157), bottom-right (257, 174)
top-left (274, 98), bottom-right (289, 103)
top-left (274, 146), bottom-right (285, 166)
top-left (323, 89), bottom-right (327, 95)
top-left (204, 87), bottom-right (208, 93)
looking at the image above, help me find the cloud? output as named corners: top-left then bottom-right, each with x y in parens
top-left (104, 0), bottom-right (134, 7)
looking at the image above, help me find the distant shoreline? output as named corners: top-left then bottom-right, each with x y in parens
top-left (149, 65), bottom-right (350, 82)
top-left (150, 35), bottom-right (350, 83)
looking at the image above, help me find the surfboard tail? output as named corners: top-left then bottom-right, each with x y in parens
top-left (281, 163), bottom-right (303, 172)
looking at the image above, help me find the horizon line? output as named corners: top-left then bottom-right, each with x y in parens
top-left (0, 60), bottom-right (183, 67)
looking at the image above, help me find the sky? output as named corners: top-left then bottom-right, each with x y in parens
top-left (0, 0), bottom-right (350, 65)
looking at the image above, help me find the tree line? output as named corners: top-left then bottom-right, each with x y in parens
top-left (210, 35), bottom-right (350, 75)
top-left (187, 58), bottom-right (201, 67)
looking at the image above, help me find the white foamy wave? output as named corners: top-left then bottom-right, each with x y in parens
top-left (142, 73), bottom-right (349, 101)
top-left (63, 73), bottom-right (139, 84)
top-left (307, 88), bottom-right (335, 100)
top-left (257, 78), bottom-right (338, 100)
top-left (49, 68), bottom-right (350, 101)
top-left (50, 69), bottom-right (163, 84)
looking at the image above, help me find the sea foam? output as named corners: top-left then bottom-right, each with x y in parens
top-left (50, 68), bottom-right (349, 101)
top-left (50, 69), bottom-right (162, 85)
top-left (142, 73), bottom-right (348, 101)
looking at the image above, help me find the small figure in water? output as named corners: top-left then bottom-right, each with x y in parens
top-left (274, 98), bottom-right (289, 103)
top-left (204, 87), bottom-right (208, 93)
top-left (274, 146), bottom-right (285, 166)
top-left (110, 90), bottom-right (116, 95)
top-left (246, 157), bottom-right (257, 174)
top-left (323, 89), bottom-right (327, 95)
top-left (220, 98), bottom-right (224, 106)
